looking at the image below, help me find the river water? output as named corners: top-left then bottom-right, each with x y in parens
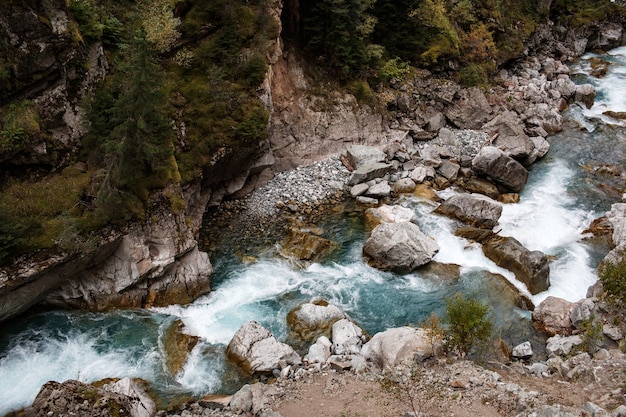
top-left (1, 48), bottom-right (625, 415)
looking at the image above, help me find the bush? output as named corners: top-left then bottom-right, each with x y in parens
top-left (380, 57), bottom-right (410, 80)
top-left (444, 292), bottom-right (493, 358)
top-left (599, 252), bottom-right (626, 308)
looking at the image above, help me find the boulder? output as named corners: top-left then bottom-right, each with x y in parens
top-left (287, 299), bottom-right (349, 342)
top-left (511, 341), bottom-right (534, 359)
top-left (602, 324), bottom-right (623, 341)
top-left (281, 228), bottom-right (337, 262)
top-left (362, 222), bottom-right (439, 274)
top-left (481, 111), bottom-right (535, 159)
top-left (446, 87), bottom-right (492, 129)
top-left (348, 162), bottom-right (393, 185)
top-left (546, 334), bottom-right (583, 356)
top-left (575, 84), bottom-right (596, 109)
top-left (230, 383), bottom-right (278, 415)
top-left (366, 180), bottom-right (392, 198)
top-left (532, 296), bottom-right (575, 336)
top-left (163, 319), bottom-right (199, 376)
top-left (364, 204), bottom-right (416, 229)
top-left (350, 183), bottom-right (369, 197)
top-left (344, 145), bottom-right (386, 170)
top-left (472, 146), bottom-right (529, 193)
top-left (569, 298), bottom-right (595, 330)
top-left (553, 77), bottom-right (577, 99)
top-left (410, 165), bottom-right (437, 183)
top-left (361, 327), bottom-right (442, 369)
top-left (436, 160), bottom-right (460, 182)
top-left (19, 379), bottom-right (155, 417)
top-left (394, 177), bottom-right (416, 193)
top-left (457, 177), bottom-right (500, 200)
top-left (304, 336), bottom-right (332, 364)
top-left (226, 321), bottom-right (301, 374)
top-left (105, 378), bottom-right (157, 417)
top-left (434, 193), bottom-right (502, 229)
top-left (482, 235), bottom-right (550, 294)
top-left (413, 184), bottom-right (441, 201)
top-left (331, 318), bottom-right (364, 355)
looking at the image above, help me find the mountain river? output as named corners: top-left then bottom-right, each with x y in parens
top-left (1, 48), bottom-right (625, 415)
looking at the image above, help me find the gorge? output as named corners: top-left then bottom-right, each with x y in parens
top-left (1, 1), bottom-right (626, 416)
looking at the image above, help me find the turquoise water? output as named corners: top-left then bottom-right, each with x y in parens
top-left (1, 50), bottom-right (624, 415)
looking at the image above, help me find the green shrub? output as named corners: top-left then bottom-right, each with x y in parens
top-left (444, 292), bottom-right (493, 358)
top-left (380, 57), bottom-right (410, 80)
top-left (599, 252), bottom-right (626, 308)
top-left (0, 100), bottom-right (40, 157)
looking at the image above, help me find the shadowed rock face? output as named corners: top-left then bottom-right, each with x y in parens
top-left (472, 146), bottom-right (529, 193)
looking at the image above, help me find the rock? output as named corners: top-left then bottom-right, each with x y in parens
top-left (434, 193), bottom-right (502, 229)
top-left (525, 362), bottom-right (549, 377)
top-left (105, 378), bottom-right (157, 417)
top-left (472, 146), bottom-right (529, 193)
top-left (524, 136), bottom-right (551, 165)
top-left (482, 235), bottom-right (550, 295)
top-left (603, 324), bottom-right (623, 341)
top-left (410, 165), bottom-right (437, 183)
top-left (348, 162), bottom-right (393, 185)
top-left (593, 348), bottom-right (610, 360)
top-left (583, 402), bottom-right (609, 417)
top-left (230, 383), bottom-right (274, 415)
top-left (436, 160), bottom-right (460, 181)
top-left (569, 298), bottom-right (595, 329)
top-left (163, 319), bottom-right (199, 376)
top-left (287, 300), bottom-right (349, 342)
top-left (575, 84), bottom-right (596, 109)
top-left (613, 405), bottom-right (626, 417)
top-left (198, 394), bottom-right (231, 409)
top-left (512, 341), bottom-right (534, 359)
top-left (457, 177), bottom-right (500, 199)
top-left (446, 87), bottom-right (493, 129)
top-left (420, 145), bottom-right (444, 167)
top-left (532, 296), bottom-right (575, 336)
top-left (364, 205), bottom-right (416, 229)
top-left (366, 180), bottom-right (392, 198)
top-left (455, 226), bottom-right (493, 243)
top-left (350, 183), bottom-right (369, 197)
top-left (606, 203), bottom-right (626, 247)
top-left (554, 77), bottom-right (577, 99)
top-left (413, 184), bottom-right (441, 201)
top-left (20, 379), bottom-right (150, 417)
top-left (227, 321), bottom-right (301, 374)
top-left (281, 228), bottom-right (337, 262)
top-left (344, 145), bottom-right (387, 171)
top-left (498, 193), bottom-right (521, 204)
top-left (393, 177), bottom-right (417, 193)
top-left (362, 222), bottom-right (439, 274)
top-left (425, 112), bottom-right (447, 132)
top-left (361, 327), bottom-right (442, 369)
top-left (356, 195), bottom-right (379, 205)
top-left (546, 335), bottom-right (583, 356)
top-left (481, 111), bottom-right (535, 159)
top-left (304, 336), bottom-right (332, 364)
top-left (331, 319), bottom-right (364, 355)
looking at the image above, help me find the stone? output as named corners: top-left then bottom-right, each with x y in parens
top-left (361, 327), bottom-right (442, 369)
top-left (410, 165), bottom-right (437, 183)
top-left (481, 111), bottom-right (535, 159)
top-left (455, 226), bottom-right (493, 243)
top-left (350, 183), bottom-right (369, 197)
top-left (526, 362), bottom-right (549, 377)
top-left (344, 145), bottom-right (386, 170)
top-left (348, 162), bottom-right (393, 185)
top-left (613, 405), bottom-right (626, 417)
top-left (366, 180), bottom-right (392, 198)
top-left (593, 348), bottom-right (610, 360)
top-left (446, 87), bottom-right (492, 129)
top-left (163, 319), bottom-right (199, 376)
top-left (304, 336), bottom-right (332, 364)
top-left (393, 177), bottom-right (416, 193)
top-left (425, 112), bottom-right (447, 132)
top-left (498, 193), bottom-right (520, 204)
top-left (570, 298), bottom-right (595, 329)
top-left (582, 402), bottom-right (609, 417)
top-left (356, 196), bottom-right (379, 205)
top-left (434, 193), bottom-right (502, 229)
top-left (436, 160), bottom-right (460, 181)
top-left (364, 205), bottom-right (416, 229)
top-left (603, 323), bottom-right (623, 341)
top-left (546, 335), bottom-right (583, 356)
top-left (472, 146), bottom-right (529, 193)
top-left (287, 300), bottom-right (348, 342)
top-left (512, 341), bottom-right (534, 359)
top-left (229, 383), bottom-right (272, 415)
top-left (553, 77), bottom-right (577, 99)
top-left (575, 84), bottom-right (596, 109)
top-left (457, 177), bottom-right (500, 199)
top-left (226, 321), bottom-right (301, 374)
top-left (331, 319), bottom-right (364, 355)
top-left (281, 228), bottom-right (337, 262)
top-left (105, 378), bottom-right (156, 417)
top-left (413, 184), bottom-right (441, 201)
top-left (362, 222), bottom-right (439, 274)
top-left (533, 296), bottom-right (575, 336)
top-left (420, 145), bottom-right (443, 167)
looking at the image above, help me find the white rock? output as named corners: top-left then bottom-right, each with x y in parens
top-left (546, 334), bottom-right (583, 356)
top-left (361, 327), bottom-right (442, 369)
top-left (331, 319), bottom-right (364, 355)
top-left (512, 341), bottom-right (534, 359)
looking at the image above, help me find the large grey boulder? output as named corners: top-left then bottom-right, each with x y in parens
top-left (481, 111), bottom-right (535, 159)
top-left (344, 145), bottom-right (386, 170)
top-left (434, 193), bottom-right (502, 229)
top-left (546, 335), bottom-right (583, 356)
top-left (446, 87), bottom-right (493, 129)
top-left (361, 327), bottom-right (442, 369)
top-left (363, 222), bottom-right (439, 274)
top-left (227, 321), bottom-right (301, 374)
top-left (348, 162), bottom-right (393, 185)
top-left (287, 299), bottom-right (349, 343)
top-left (532, 296), bottom-right (575, 336)
top-left (482, 235), bottom-right (550, 295)
top-left (511, 341), bottom-right (534, 359)
top-left (472, 146), bottom-right (529, 193)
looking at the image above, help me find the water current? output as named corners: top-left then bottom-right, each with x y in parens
top-left (1, 48), bottom-right (625, 415)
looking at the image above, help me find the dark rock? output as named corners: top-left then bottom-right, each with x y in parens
top-left (457, 177), bottom-right (500, 200)
top-left (472, 146), bottom-right (529, 193)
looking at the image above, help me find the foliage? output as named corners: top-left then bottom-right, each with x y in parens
top-left (444, 293), bottom-right (494, 358)
top-left (0, 100), bottom-right (40, 158)
top-left (69, 0), bottom-right (124, 47)
top-left (380, 57), bottom-right (410, 80)
top-left (138, 0), bottom-right (181, 53)
top-left (599, 252), bottom-right (626, 309)
top-left (379, 360), bottom-right (449, 416)
top-left (579, 315), bottom-right (604, 355)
